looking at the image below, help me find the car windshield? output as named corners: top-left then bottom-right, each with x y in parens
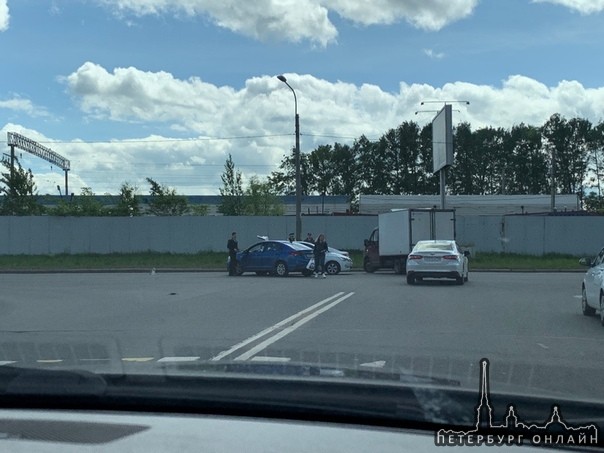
top-left (2, 1), bottom-right (604, 450)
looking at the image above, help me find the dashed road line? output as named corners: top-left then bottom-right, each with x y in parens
top-left (157, 356), bottom-right (200, 363)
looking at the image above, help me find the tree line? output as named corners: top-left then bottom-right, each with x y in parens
top-left (265, 113), bottom-right (604, 212)
top-left (2, 112), bottom-right (604, 215)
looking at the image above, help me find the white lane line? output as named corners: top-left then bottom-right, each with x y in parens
top-left (122, 357), bottom-right (155, 362)
top-left (0, 361), bottom-right (16, 366)
top-left (157, 356), bottom-right (200, 363)
top-left (234, 292), bottom-right (355, 361)
top-left (250, 356), bottom-right (291, 362)
top-left (537, 343), bottom-right (549, 350)
top-left (360, 360), bottom-right (386, 368)
top-left (210, 292), bottom-right (346, 361)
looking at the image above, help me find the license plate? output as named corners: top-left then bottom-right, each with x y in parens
top-left (424, 256), bottom-right (441, 262)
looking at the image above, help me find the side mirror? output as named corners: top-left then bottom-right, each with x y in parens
top-left (463, 250), bottom-right (471, 257)
top-left (579, 257), bottom-right (593, 267)
top-left (364, 239), bottom-right (369, 247)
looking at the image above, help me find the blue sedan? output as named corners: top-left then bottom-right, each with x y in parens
top-left (234, 240), bottom-right (314, 277)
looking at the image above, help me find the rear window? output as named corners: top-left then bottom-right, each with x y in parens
top-left (415, 242), bottom-right (454, 251)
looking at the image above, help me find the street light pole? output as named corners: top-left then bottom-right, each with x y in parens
top-left (277, 74), bottom-right (302, 240)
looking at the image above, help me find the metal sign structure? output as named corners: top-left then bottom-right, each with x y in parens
top-left (6, 132), bottom-right (70, 196)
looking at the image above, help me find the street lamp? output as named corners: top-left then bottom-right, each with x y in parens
top-left (277, 74), bottom-right (301, 240)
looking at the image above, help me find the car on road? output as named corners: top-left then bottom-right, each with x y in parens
top-left (296, 241), bottom-right (353, 275)
top-left (405, 240), bottom-right (469, 285)
top-left (579, 247), bottom-right (604, 323)
top-left (234, 240), bottom-right (314, 277)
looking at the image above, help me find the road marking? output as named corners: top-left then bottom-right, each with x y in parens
top-left (0, 361), bottom-right (16, 366)
top-left (251, 356), bottom-right (291, 362)
top-left (574, 295), bottom-right (582, 299)
top-left (360, 360), bottom-right (386, 368)
top-left (157, 356), bottom-right (200, 363)
top-left (537, 343), bottom-right (549, 350)
top-left (210, 292), bottom-right (346, 361)
top-left (37, 359), bottom-right (63, 363)
top-left (234, 292), bottom-right (355, 361)
top-left (122, 357), bottom-right (155, 362)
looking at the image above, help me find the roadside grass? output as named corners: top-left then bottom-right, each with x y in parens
top-left (0, 250), bottom-right (586, 271)
top-left (468, 252), bottom-right (584, 270)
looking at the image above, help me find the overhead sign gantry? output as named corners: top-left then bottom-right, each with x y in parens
top-left (6, 132), bottom-right (71, 196)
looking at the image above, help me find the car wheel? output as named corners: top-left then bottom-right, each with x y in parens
top-left (363, 258), bottom-right (376, 273)
top-left (235, 262), bottom-right (244, 276)
top-left (600, 292), bottom-right (604, 326)
top-left (406, 274), bottom-right (415, 285)
top-left (582, 286), bottom-right (596, 316)
top-left (325, 261), bottom-right (341, 275)
top-left (274, 261), bottom-right (289, 277)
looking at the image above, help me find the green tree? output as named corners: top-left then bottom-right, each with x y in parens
top-left (218, 154), bottom-right (245, 215)
top-left (146, 177), bottom-right (189, 216)
top-left (542, 114), bottom-right (590, 196)
top-left (506, 124), bottom-right (547, 194)
top-left (268, 148), bottom-right (312, 196)
top-left (0, 156), bottom-right (45, 215)
top-left (244, 176), bottom-right (284, 215)
top-left (49, 187), bottom-right (106, 216)
top-left (112, 182), bottom-right (141, 216)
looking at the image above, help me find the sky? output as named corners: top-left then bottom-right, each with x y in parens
top-left (2, 0), bottom-right (604, 196)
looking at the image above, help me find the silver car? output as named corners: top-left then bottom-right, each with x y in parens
top-left (296, 241), bottom-right (353, 275)
top-left (580, 247), bottom-right (604, 323)
top-left (406, 240), bottom-right (469, 285)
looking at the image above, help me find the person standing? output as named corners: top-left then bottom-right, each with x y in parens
top-left (305, 232), bottom-right (315, 244)
top-left (227, 232), bottom-right (239, 276)
top-left (313, 233), bottom-right (328, 278)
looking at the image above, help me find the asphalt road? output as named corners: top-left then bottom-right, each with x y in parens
top-left (1, 270), bottom-right (603, 401)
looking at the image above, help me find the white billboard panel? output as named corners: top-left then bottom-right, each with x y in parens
top-left (432, 105), bottom-right (453, 173)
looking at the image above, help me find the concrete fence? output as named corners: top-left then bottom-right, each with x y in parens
top-left (0, 215), bottom-right (602, 256)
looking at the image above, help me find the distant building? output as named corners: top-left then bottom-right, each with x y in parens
top-left (358, 194), bottom-right (581, 216)
top-left (32, 194), bottom-right (351, 216)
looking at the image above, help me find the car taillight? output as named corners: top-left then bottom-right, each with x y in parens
top-left (408, 255), bottom-right (422, 260)
top-left (289, 251), bottom-right (302, 256)
top-left (443, 255), bottom-right (458, 260)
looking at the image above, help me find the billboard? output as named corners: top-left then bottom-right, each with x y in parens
top-left (432, 104), bottom-right (453, 173)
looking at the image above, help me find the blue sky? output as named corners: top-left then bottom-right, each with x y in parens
top-left (1, 0), bottom-right (604, 195)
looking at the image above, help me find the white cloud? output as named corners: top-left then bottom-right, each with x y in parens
top-left (96, 0), bottom-right (478, 46)
top-left (323, 0), bottom-right (478, 30)
top-left (533, 0), bottom-right (604, 14)
top-left (12, 64), bottom-right (604, 195)
top-left (0, 0), bottom-right (9, 31)
top-left (423, 48), bottom-right (445, 59)
top-left (0, 96), bottom-right (50, 118)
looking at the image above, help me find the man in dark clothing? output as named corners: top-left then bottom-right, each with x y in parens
top-left (305, 232), bottom-right (315, 244)
top-left (227, 232), bottom-right (238, 276)
top-left (313, 233), bottom-right (328, 278)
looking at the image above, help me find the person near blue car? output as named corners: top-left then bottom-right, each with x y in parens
top-left (313, 233), bottom-right (328, 278)
top-left (227, 232), bottom-right (239, 276)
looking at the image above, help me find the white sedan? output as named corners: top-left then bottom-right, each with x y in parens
top-left (297, 241), bottom-right (353, 275)
top-left (580, 247), bottom-right (604, 323)
top-left (406, 240), bottom-right (469, 285)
